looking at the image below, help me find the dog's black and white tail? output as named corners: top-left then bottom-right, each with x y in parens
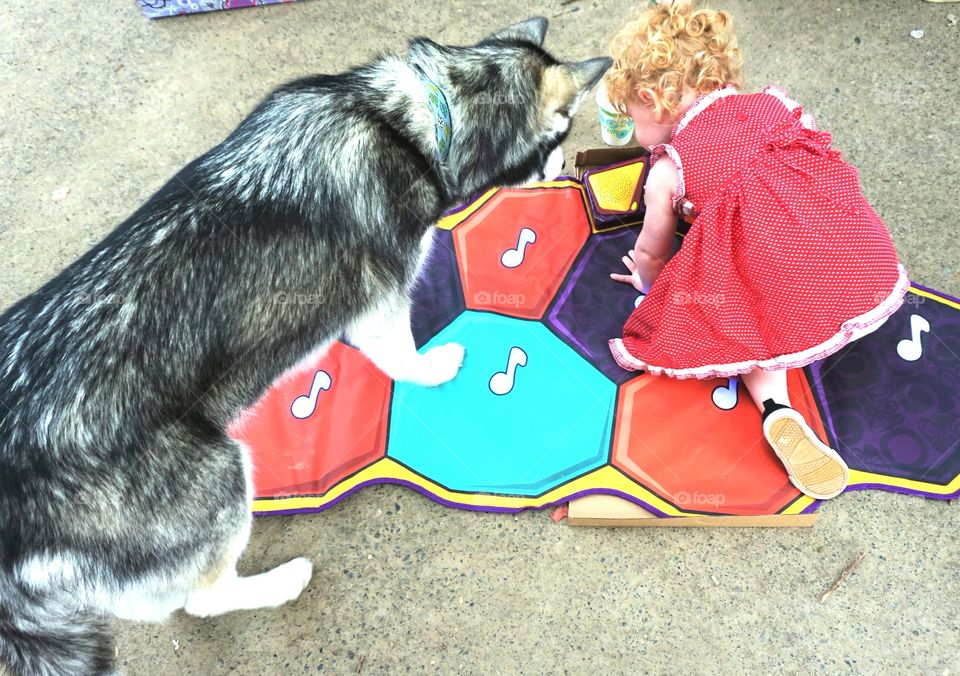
top-left (0, 577), bottom-right (115, 676)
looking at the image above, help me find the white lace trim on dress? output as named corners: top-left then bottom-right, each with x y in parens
top-left (762, 84), bottom-right (817, 130)
top-left (609, 263), bottom-right (912, 379)
top-left (674, 85), bottom-right (739, 136)
top-left (648, 143), bottom-right (688, 213)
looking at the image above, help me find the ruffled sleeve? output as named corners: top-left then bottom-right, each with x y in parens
top-left (762, 84), bottom-right (817, 130)
top-left (648, 143), bottom-right (688, 214)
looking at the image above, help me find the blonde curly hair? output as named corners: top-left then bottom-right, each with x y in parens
top-left (604, 2), bottom-right (744, 117)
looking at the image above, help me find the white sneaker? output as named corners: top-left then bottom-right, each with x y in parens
top-left (761, 399), bottom-right (849, 500)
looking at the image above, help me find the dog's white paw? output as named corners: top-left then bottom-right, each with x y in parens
top-left (264, 557), bottom-right (313, 607)
top-left (541, 144), bottom-right (565, 181)
top-left (417, 342), bottom-right (465, 386)
top-left (183, 557), bottom-right (313, 617)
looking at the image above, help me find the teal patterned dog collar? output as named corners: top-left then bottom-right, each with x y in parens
top-left (412, 64), bottom-right (452, 162)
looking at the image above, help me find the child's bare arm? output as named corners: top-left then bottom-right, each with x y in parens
top-left (610, 156), bottom-right (679, 292)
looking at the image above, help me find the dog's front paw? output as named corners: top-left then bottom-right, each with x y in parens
top-left (265, 557), bottom-right (313, 607)
top-left (417, 342), bottom-right (465, 386)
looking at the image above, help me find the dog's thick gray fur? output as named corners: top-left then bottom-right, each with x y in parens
top-left (0, 17), bottom-right (609, 675)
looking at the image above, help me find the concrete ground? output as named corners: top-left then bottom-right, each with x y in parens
top-left (1, 0), bottom-right (958, 673)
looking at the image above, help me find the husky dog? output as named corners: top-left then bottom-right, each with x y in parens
top-left (0, 16), bottom-right (609, 675)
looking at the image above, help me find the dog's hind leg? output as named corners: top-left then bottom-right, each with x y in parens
top-left (106, 431), bottom-right (312, 621)
top-left (348, 292), bottom-right (464, 386)
top-left (182, 533), bottom-right (313, 618)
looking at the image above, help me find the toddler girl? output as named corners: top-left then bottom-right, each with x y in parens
top-left (604, 2), bottom-right (910, 500)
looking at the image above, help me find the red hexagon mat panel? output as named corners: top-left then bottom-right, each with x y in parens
top-left (229, 341), bottom-right (392, 499)
top-left (229, 179), bottom-right (960, 518)
top-left (453, 186), bottom-right (590, 320)
top-left (611, 369), bottom-right (823, 516)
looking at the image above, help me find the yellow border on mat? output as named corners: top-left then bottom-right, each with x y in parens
top-left (436, 187), bottom-right (499, 230)
top-left (252, 460), bottom-right (832, 517)
top-left (254, 461), bottom-right (697, 516)
top-left (252, 460), bottom-right (960, 516)
top-left (909, 285), bottom-right (960, 310)
top-left (848, 469), bottom-right (960, 496)
top-left (780, 495), bottom-right (817, 514)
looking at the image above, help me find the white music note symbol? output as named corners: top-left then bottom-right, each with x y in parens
top-left (500, 227), bottom-right (537, 269)
top-left (489, 346), bottom-right (528, 396)
top-left (896, 314), bottom-right (930, 362)
top-left (290, 370), bottom-right (333, 419)
top-left (634, 293), bottom-right (646, 308)
top-left (711, 377), bottom-right (738, 411)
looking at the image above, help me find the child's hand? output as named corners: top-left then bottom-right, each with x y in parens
top-left (610, 249), bottom-right (647, 293)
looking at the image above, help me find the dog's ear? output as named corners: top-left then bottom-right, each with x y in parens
top-left (408, 36), bottom-right (444, 61)
top-left (481, 17), bottom-right (548, 46)
top-left (541, 58), bottom-right (613, 115)
top-left (565, 57), bottom-right (613, 91)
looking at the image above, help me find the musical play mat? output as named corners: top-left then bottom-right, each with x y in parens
top-left (229, 178), bottom-right (960, 519)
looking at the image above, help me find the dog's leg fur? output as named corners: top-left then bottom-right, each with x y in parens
top-left (348, 293), bottom-right (464, 387)
top-left (183, 558), bottom-right (313, 618)
top-left (347, 227), bottom-right (464, 386)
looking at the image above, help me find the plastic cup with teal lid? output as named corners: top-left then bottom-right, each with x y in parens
top-left (596, 82), bottom-right (634, 147)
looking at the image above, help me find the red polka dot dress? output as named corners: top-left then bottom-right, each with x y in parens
top-left (609, 85), bottom-right (910, 379)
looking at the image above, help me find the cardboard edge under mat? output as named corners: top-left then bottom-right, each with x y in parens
top-left (567, 494), bottom-right (819, 528)
top-left (574, 144), bottom-right (648, 179)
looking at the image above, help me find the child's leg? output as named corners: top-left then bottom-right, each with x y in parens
top-left (742, 368), bottom-right (849, 500)
top-left (741, 368), bottom-right (790, 412)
